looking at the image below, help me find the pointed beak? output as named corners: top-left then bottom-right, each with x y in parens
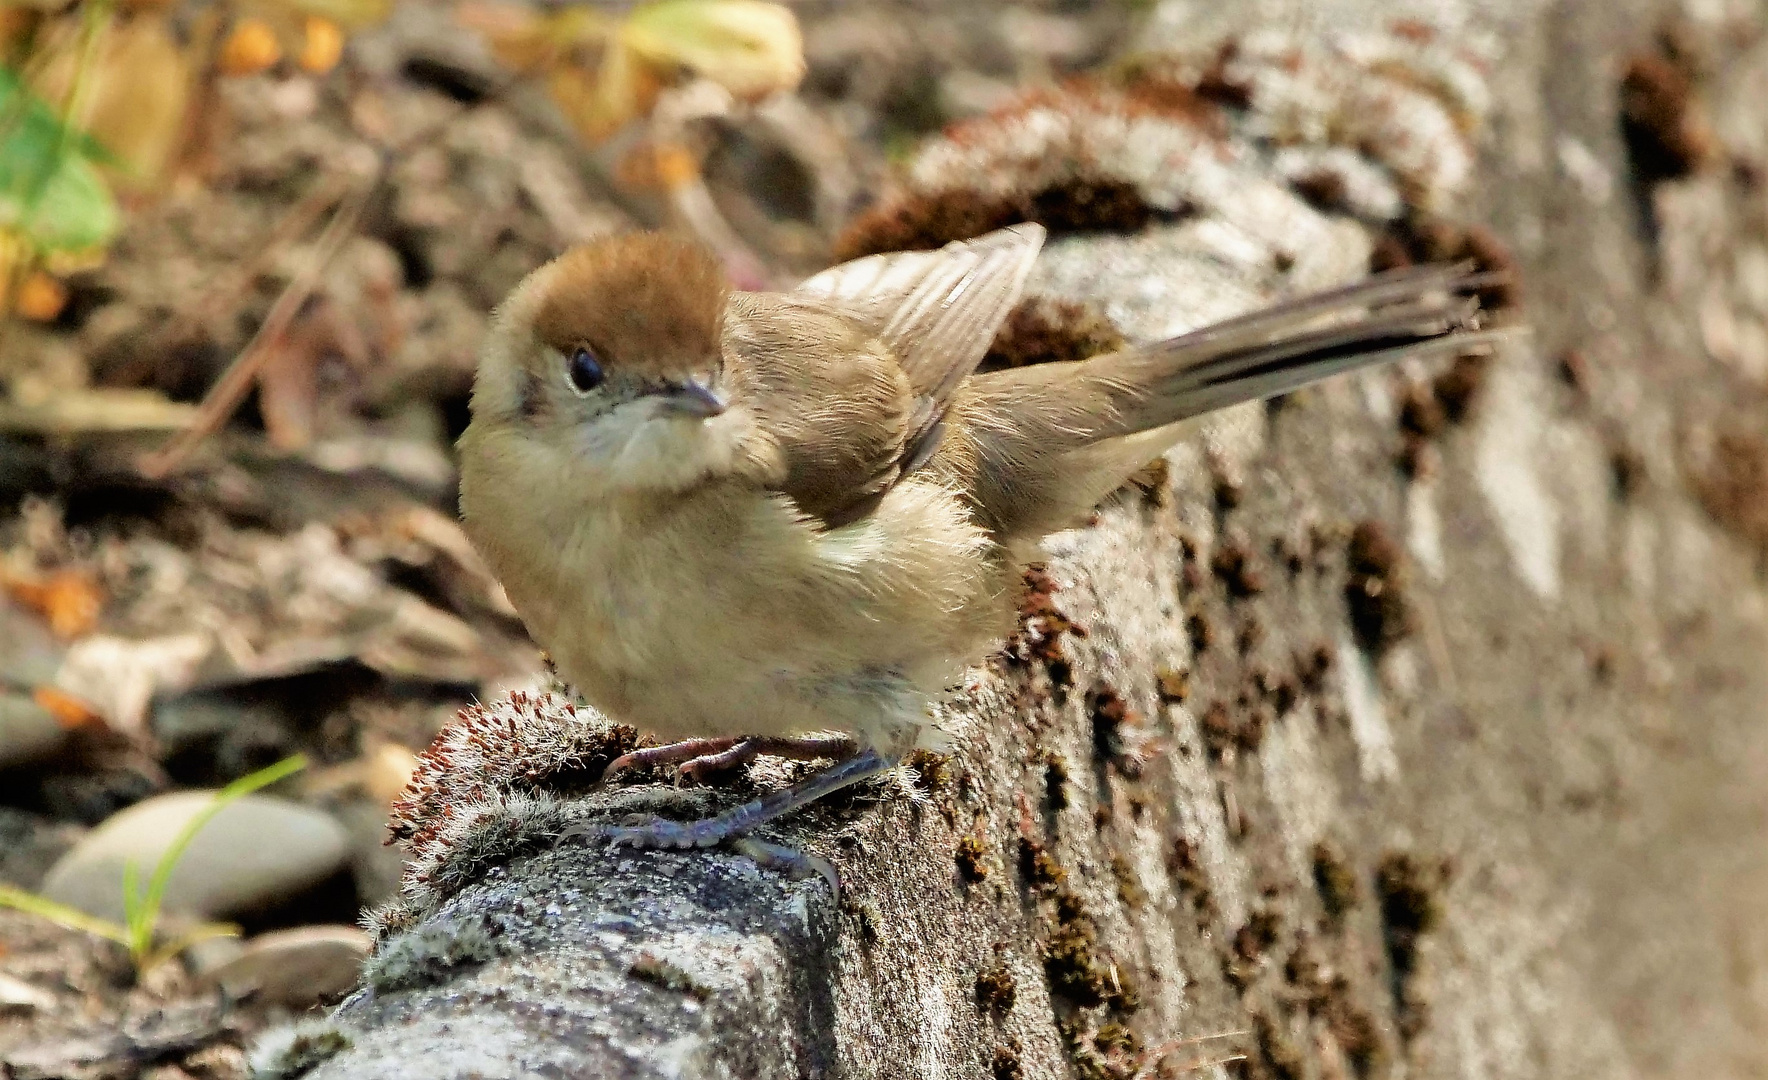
top-left (655, 378), bottom-right (726, 419)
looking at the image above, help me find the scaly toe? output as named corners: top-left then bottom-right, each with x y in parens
top-left (603, 817), bottom-right (722, 850)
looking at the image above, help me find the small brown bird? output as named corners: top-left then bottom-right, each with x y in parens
top-left (459, 224), bottom-right (1499, 863)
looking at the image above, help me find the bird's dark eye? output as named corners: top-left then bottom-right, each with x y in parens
top-left (567, 347), bottom-right (604, 394)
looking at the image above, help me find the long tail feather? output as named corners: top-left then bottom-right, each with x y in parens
top-left (958, 263), bottom-right (1514, 541)
top-left (1091, 262), bottom-right (1504, 437)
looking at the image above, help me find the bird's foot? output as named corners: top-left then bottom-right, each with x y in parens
top-left (559, 747), bottom-right (889, 892)
top-left (603, 733), bottom-right (859, 784)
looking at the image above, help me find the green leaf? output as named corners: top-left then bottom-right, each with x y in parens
top-left (0, 66), bottom-right (119, 254)
top-left (0, 884), bottom-right (131, 946)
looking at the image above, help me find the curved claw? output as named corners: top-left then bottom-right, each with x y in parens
top-left (553, 820), bottom-right (611, 849)
top-left (730, 838), bottom-right (840, 898)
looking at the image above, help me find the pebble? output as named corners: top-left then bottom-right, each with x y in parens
top-left (198, 924), bottom-right (371, 1006)
top-left (39, 791), bottom-right (349, 922)
top-left (0, 691), bottom-right (65, 768)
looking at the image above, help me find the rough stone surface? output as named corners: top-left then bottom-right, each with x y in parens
top-left (0, 693), bottom-right (65, 770)
top-left (41, 792), bottom-right (348, 923)
top-left (275, 1), bottom-right (1768, 1077)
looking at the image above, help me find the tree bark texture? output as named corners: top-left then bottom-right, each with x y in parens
top-left (259, 1), bottom-right (1768, 1077)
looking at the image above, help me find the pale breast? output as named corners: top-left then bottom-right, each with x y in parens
top-left (486, 470), bottom-right (1013, 751)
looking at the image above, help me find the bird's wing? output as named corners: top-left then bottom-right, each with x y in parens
top-left (733, 224), bottom-right (1046, 529)
top-left (793, 223), bottom-right (1046, 476)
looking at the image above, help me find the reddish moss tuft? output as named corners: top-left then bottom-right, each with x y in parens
top-left (1311, 840), bottom-right (1360, 922)
top-left (1212, 540), bottom-right (1268, 597)
top-left (1019, 836), bottom-right (1067, 891)
top-left (982, 296), bottom-right (1128, 372)
top-left (1193, 40), bottom-right (1254, 109)
top-left (1619, 38), bottom-right (1713, 185)
top-left (836, 177), bottom-right (1162, 261)
top-left (1691, 429), bottom-right (1768, 555)
top-left (1155, 666), bottom-right (1191, 704)
top-left (1432, 352), bottom-right (1491, 424)
top-left (835, 189), bottom-right (1021, 261)
top-left (976, 960), bottom-right (1018, 1016)
top-left (957, 832), bottom-right (991, 882)
top-left (1042, 889), bottom-right (1135, 1011)
top-left (1368, 213), bottom-right (1520, 314)
top-left (1345, 521), bottom-right (1413, 653)
top-left (1121, 75), bottom-right (1229, 134)
top-left (1011, 563), bottom-right (1084, 687)
top-left (1088, 687), bottom-right (1137, 766)
top-left (1376, 852), bottom-right (1449, 1040)
top-left (387, 693), bottom-right (637, 850)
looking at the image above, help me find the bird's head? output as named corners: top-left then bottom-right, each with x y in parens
top-left (466, 231), bottom-right (747, 492)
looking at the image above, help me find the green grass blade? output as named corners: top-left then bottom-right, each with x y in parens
top-left (132, 755), bottom-right (308, 963)
top-left (121, 857), bottom-right (149, 958)
top-left (0, 884), bottom-right (130, 945)
top-left (139, 920), bottom-right (240, 975)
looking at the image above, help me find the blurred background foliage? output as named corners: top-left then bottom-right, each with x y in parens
top-left (0, 0), bottom-right (807, 325)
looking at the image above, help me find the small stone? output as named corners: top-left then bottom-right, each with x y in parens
top-left (200, 925), bottom-right (371, 1006)
top-left (0, 690), bottom-right (66, 768)
top-left (40, 791), bottom-right (348, 922)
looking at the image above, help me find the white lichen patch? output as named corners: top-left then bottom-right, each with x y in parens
top-left (1135, 20), bottom-right (1496, 212)
top-left (1259, 704), bottom-right (1343, 882)
top-left (1337, 632), bottom-right (1399, 784)
top-left (1473, 354), bottom-right (1561, 601)
top-left (1166, 704), bottom-right (1251, 927)
top-left (907, 92), bottom-right (1223, 213)
top-left (1407, 477), bottom-right (1448, 581)
top-left (916, 980), bottom-right (956, 1078)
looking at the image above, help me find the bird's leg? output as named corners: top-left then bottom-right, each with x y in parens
top-left (564, 746), bottom-right (891, 853)
top-left (677, 733), bottom-right (858, 782)
top-left (604, 734), bottom-right (858, 783)
top-left (602, 737), bottom-right (744, 780)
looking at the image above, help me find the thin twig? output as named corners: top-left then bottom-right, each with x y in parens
top-left (134, 75), bottom-right (507, 478)
top-left (136, 183), bottom-right (371, 480)
top-left (153, 171), bottom-right (351, 348)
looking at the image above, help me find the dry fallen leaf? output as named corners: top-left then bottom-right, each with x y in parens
top-left (298, 15), bottom-right (343, 73)
top-left (12, 269), bottom-right (66, 322)
top-left (461, 0), bottom-right (800, 144)
top-left (31, 684), bottom-right (105, 731)
top-left (1, 568), bottom-right (103, 639)
top-left (218, 17), bottom-right (282, 75)
top-left (29, 14), bottom-right (193, 189)
top-left (620, 0), bottom-right (804, 101)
